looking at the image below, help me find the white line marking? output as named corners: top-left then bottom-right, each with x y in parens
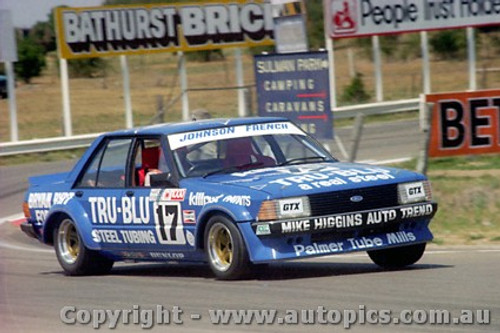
top-left (0, 213), bottom-right (24, 225)
top-left (0, 213), bottom-right (53, 253)
top-left (357, 157), bottom-right (412, 165)
top-left (0, 240), bottom-right (53, 253)
top-left (427, 249), bottom-right (500, 254)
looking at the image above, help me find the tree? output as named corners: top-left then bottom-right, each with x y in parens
top-left (340, 72), bottom-right (370, 104)
top-left (305, 1), bottom-right (325, 49)
top-left (15, 37), bottom-right (46, 83)
top-left (29, 20), bottom-right (56, 53)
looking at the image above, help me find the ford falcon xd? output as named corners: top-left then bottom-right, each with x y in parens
top-left (21, 117), bottom-right (437, 279)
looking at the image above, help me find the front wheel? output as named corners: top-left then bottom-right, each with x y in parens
top-left (54, 218), bottom-right (114, 276)
top-left (368, 243), bottom-right (426, 268)
top-left (205, 215), bottom-right (250, 280)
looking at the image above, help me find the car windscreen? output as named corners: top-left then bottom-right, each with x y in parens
top-left (168, 122), bottom-right (336, 178)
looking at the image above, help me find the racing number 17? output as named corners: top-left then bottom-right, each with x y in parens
top-left (154, 202), bottom-right (186, 245)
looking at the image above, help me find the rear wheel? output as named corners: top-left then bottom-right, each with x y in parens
top-left (54, 218), bottom-right (114, 276)
top-left (205, 215), bottom-right (250, 280)
top-left (368, 243), bottom-right (426, 268)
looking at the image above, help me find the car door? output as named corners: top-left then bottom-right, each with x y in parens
top-left (73, 137), bottom-right (132, 251)
top-left (123, 137), bottom-right (194, 255)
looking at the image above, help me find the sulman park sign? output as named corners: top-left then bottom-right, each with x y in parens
top-left (55, 0), bottom-right (274, 59)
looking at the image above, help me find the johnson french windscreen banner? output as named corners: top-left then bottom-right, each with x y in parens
top-left (326, 0), bottom-right (500, 38)
top-left (55, 1), bottom-right (274, 59)
top-left (254, 51), bottom-right (333, 139)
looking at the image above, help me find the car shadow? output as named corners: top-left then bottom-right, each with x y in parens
top-left (250, 261), bottom-right (452, 281)
top-left (44, 260), bottom-right (451, 281)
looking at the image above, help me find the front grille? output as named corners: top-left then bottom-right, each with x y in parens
top-left (308, 184), bottom-right (398, 216)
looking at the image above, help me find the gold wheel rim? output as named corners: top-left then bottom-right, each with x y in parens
top-left (58, 219), bottom-right (80, 264)
top-left (208, 223), bottom-right (233, 272)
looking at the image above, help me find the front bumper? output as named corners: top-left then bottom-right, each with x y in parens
top-left (241, 202), bottom-right (437, 263)
top-left (252, 202), bottom-right (437, 236)
top-left (20, 221), bottom-right (38, 239)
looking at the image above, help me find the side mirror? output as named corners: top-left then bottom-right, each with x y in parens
top-left (149, 172), bottom-right (176, 188)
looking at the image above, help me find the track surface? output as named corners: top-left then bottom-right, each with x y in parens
top-left (2, 119), bottom-right (498, 332)
top-left (1, 221), bottom-right (499, 332)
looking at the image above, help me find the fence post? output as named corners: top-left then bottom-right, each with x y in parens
top-left (155, 95), bottom-right (165, 124)
top-left (348, 113), bottom-right (364, 162)
top-left (417, 102), bottom-right (432, 175)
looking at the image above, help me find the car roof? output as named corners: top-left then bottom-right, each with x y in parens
top-left (105, 117), bottom-right (290, 137)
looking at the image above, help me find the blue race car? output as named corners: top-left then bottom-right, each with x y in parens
top-left (21, 117), bottom-right (437, 279)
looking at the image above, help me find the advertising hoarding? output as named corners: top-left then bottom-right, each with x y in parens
top-left (326, 0), bottom-right (500, 39)
top-left (427, 89), bottom-right (500, 157)
top-left (55, 1), bottom-right (274, 59)
top-left (254, 51), bottom-right (333, 139)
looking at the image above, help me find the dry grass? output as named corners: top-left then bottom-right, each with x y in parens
top-left (429, 172), bottom-right (500, 245)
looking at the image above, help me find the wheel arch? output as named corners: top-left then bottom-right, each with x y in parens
top-left (42, 202), bottom-right (100, 250)
top-left (195, 208), bottom-right (239, 250)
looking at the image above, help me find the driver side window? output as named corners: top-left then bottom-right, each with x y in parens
top-left (133, 138), bottom-right (169, 187)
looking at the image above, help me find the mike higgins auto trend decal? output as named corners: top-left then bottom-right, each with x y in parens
top-left (253, 202), bottom-right (437, 236)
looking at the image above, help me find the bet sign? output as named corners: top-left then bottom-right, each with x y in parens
top-left (427, 89), bottom-right (500, 157)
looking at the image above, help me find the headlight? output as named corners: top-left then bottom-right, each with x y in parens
top-left (398, 181), bottom-right (432, 204)
top-left (257, 196), bottom-right (311, 221)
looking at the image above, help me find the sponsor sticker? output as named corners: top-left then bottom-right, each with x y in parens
top-left (401, 182), bottom-right (426, 202)
top-left (255, 224), bottom-right (271, 236)
top-left (161, 189), bottom-right (186, 202)
top-left (185, 230), bottom-right (195, 247)
top-left (279, 197), bottom-right (304, 217)
top-left (183, 210), bottom-right (196, 224)
top-left (168, 122), bottom-right (304, 150)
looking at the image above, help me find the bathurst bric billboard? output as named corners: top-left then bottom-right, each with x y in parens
top-left (55, 1), bottom-right (274, 59)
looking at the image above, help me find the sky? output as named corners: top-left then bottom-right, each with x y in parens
top-left (0, 0), bottom-right (104, 28)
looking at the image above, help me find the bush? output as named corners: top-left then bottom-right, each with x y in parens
top-left (15, 37), bottom-right (46, 83)
top-left (429, 30), bottom-right (466, 60)
top-left (68, 58), bottom-right (108, 78)
top-left (353, 35), bottom-right (400, 60)
top-left (340, 72), bottom-right (371, 104)
top-left (185, 50), bottom-right (225, 62)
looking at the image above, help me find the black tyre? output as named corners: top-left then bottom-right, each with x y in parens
top-left (54, 218), bottom-right (114, 276)
top-left (368, 243), bottom-right (426, 268)
top-left (205, 215), bottom-right (250, 280)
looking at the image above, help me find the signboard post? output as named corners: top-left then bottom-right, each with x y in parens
top-left (254, 51), bottom-right (333, 139)
top-left (0, 10), bottom-right (18, 141)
